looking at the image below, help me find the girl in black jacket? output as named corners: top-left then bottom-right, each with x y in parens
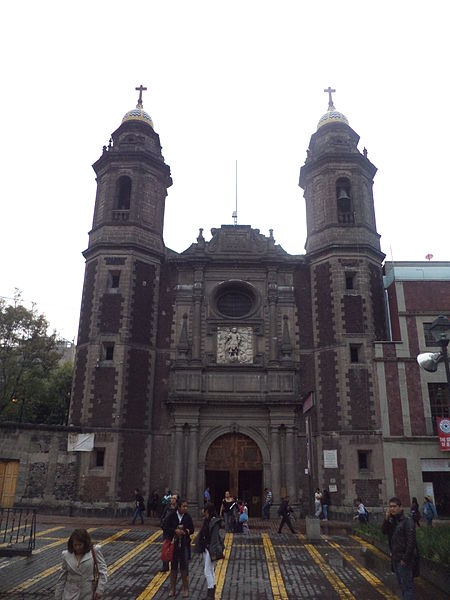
top-left (195, 502), bottom-right (224, 599)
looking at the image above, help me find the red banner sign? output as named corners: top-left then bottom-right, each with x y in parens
top-left (437, 417), bottom-right (450, 451)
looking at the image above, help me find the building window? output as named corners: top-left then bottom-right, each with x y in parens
top-left (345, 273), bottom-right (355, 290)
top-left (96, 448), bottom-right (105, 468)
top-left (108, 271), bottom-right (121, 290)
top-left (350, 344), bottom-right (361, 363)
top-left (423, 323), bottom-right (437, 347)
top-left (213, 282), bottom-right (257, 319)
top-left (116, 175), bottom-right (132, 210)
top-left (103, 343), bottom-right (114, 361)
top-left (428, 383), bottom-right (449, 435)
top-left (358, 450), bottom-right (369, 471)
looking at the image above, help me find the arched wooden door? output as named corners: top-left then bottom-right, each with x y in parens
top-left (205, 433), bottom-right (263, 516)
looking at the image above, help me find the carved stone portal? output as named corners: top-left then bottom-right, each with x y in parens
top-left (217, 327), bottom-right (253, 364)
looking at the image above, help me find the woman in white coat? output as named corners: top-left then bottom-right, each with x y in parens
top-left (55, 529), bottom-right (108, 600)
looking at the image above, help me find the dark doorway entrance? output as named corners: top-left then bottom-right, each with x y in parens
top-left (205, 433), bottom-right (263, 517)
top-left (423, 471), bottom-right (450, 516)
top-left (205, 470), bottom-right (230, 513)
top-left (238, 470), bottom-right (262, 517)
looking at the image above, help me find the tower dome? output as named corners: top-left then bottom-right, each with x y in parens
top-left (317, 86), bottom-right (349, 130)
top-left (122, 84), bottom-right (154, 128)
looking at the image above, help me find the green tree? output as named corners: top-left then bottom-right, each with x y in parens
top-left (0, 292), bottom-right (70, 423)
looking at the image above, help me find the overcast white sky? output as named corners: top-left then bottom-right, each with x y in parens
top-left (1, 1), bottom-right (449, 340)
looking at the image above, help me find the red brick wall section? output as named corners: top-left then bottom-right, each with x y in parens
top-left (343, 295), bottom-right (364, 334)
top-left (70, 346), bottom-right (88, 425)
top-left (318, 350), bottom-right (340, 431)
top-left (294, 266), bottom-right (314, 350)
top-left (348, 368), bottom-right (375, 429)
top-left (369, 263), bottom-right (388, 341)
top-left (118, 431), bottom-right (146, 501)
top-left (406, 316), bottom-right (420, 358)
top-left (403, 281), bottom-right (450, 312)
top-left (392, 458), bottom-right (410, 506)
top-left (314, 263), bottom-right (336, 347)
top-left (123, 348), bottom-right (150, 429)
top-left (353, 479), bottom-right (382, 505)
top-left (98, 293), bottom-right (123, 333)
top-left (383, 354), bottom-right (404, 436)
top-left (405, 362), bottom-right (427, 435)
top-left (387, 284), bottom-right (401, 341)
top-left (78, 260), bottom-right (97, 344)
top-left (80, 476), bottom-right (110, 502)
top-left (131, 261), bottom-right (156, 344)
top-left (90, 367), bottom-right (116, 427)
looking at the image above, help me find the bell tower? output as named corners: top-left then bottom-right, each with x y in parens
top-left (299, 89), bottom-right (388, 507)
top-left (70, 87), bottom-right (172, 502)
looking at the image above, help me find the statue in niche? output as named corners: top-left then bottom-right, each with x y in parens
top-left (217, 327), bottom-right (253, 364)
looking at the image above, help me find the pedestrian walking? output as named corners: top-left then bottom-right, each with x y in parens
top-left (54, 528), bottom-right (107, 600)
top-left (160, 493), bottom-right (178, 572)
top-left (148, 489), bottom-right (160, 518)
top-left (132, 488), bottom-right (145, 524)
top-left (195, 502), bottom-right (224, 599)
top-left (263, 488), bottom-right (273, 519)
top-left (382, 496), bottom-right (418, 600)
top-left (353, 497), bottom-right (369, 523)
top-left (239, 504), bottom-right (249, 535)
top-left (219, 490), bottom-right (236, 533)
top-left (277, 496), bottom-right (296, 534)
top-left (314, 488), bottom-right (322, 518)
top-left (423, 496), bottom-right (438, 527)
top-left (321, 489), bottom-right (330, 521)
top-left (410, 497), bottom-right (421, 527)
top-left (165, 499), bottom-right (194, 598)
top-left (204, 486), bottom-right (211, 505)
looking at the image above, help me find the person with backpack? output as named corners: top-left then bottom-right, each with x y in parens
top-left (195, 502), bottom-right (224, 599)
top-left (132, 488), bottom-right (145, 525)
top-left (353, 498), bottom-right (369, 524)
top-left (277, 496), bottom-right (296, 534)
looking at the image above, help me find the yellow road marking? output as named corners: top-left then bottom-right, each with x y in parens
top-left (214, 532), bottom-right (233, 599)
top-left (304, 543), bottom-right (356, 599)
top-left (136, 532), bottom-right (199, 600)
top-left (8, 528), bottom-right (128, 592)
top-left (262, 533), bottom-right (288, 600)
top-left (350, 535), bottom-right (388, 561)
top-left (36, 526), bottom-right (65, 537)
top-left (327, 539), bottom-right (398, 599)
top-left (0, 525), bottom-right (64, 547)
top-left (109, 530), bottom-right (161, 575)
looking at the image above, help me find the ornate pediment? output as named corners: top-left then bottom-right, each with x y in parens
top-left (181, 225), bottom-right (288, 257)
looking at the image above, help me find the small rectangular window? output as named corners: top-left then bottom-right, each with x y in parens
top-left (111, 273), bottom-right (120, 288)
top-left (345, 274), bottom-right (355, 290)
top-left (350, 345), bottom-right (360, 363)
top-left (358, 450), bottom-right (369, 471)
top-left (103, 343), bottom-right (114, 361)
top-left (95, 448), bottom-right (105, 468)
top-left (423, 323), bottom-right (436, 347)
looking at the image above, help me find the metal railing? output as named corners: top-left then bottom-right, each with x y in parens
top-left (0, 507), bottom-right (36, 556)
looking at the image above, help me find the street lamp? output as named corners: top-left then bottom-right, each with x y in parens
top-left (417, 315), bottom-right (450, 406)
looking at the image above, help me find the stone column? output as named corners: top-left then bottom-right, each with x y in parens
top-left (192, 274), bottom-right (203, 361)
top-left (285, 426), bottom-right (297, 501)
top-left (173, 424), bottom-right (185, 494)
top-left (187, 424), bottom-right (199, 507)
top-left (268, 297), bottom-right (278, 362)
top-left (270, 425), bottom-right (281, 503)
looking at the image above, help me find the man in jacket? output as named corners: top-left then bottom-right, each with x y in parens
top-left (277, 496), bottom-right (296, 534)
top-left (381, 497), bottom-right (417, 600)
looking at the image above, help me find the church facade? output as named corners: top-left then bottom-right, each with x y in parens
top-left (68, 90), bottom-right (389, 515)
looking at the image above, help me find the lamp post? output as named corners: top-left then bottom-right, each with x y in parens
top-left (417, 314), bottom-right (450, 409)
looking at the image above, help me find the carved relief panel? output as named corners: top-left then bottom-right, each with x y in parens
top-left (217, 327), bottom-right (253, 364)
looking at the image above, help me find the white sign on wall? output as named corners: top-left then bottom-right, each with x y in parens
top-left (323, 449), bottom-right (338, 469)
top-left (67, 433), bottom-right (95, 452)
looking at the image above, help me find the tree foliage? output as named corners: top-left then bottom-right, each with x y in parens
top-left (0, 292), bottom-right (73, 424)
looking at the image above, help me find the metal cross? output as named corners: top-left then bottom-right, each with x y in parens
top-left (324, 86), bottom-right (336, 109)
top-left (135, 84), bottom-right (147, 108)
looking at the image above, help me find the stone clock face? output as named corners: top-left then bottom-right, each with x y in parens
top-left (217, 327), bottom-right (253, 364)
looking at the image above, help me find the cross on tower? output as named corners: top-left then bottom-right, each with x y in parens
top-left (324, 86), bottom-right (336, 110)
top-left (135, 84), bottom-right (147, 108)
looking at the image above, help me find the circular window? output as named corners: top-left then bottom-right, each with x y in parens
top-left (214, 282), bottom-right (257, 318)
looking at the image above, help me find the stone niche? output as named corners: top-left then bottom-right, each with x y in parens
top-left (217, 326), bottom-right (253, 364)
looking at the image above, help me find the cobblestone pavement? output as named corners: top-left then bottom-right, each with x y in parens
top-left (0, 520), bottom-right (447, 599)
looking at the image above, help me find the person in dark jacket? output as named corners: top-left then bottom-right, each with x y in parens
top-left (277, 496), bottom-right (296, 534)
top-left (381, 496), bottom-right (417, 600)
top-left (160, 493), bottom-right (178, 572)
top-left (410, 497), bottom-right (421, 527)
top-left (321, 489), bottom-right (331, 521)
top-left (195, 502), bottom-right (224, 599)
top-left (165, 499), bottom-right (194, 598)
top-left (132, 488), bottom-right (145, 525)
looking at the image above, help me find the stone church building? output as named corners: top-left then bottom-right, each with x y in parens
top-left (68, 89), bottom-right (389, 516)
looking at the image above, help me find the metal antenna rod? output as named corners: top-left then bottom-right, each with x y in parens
top-left (232, 160), bottom-right (238, 225)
